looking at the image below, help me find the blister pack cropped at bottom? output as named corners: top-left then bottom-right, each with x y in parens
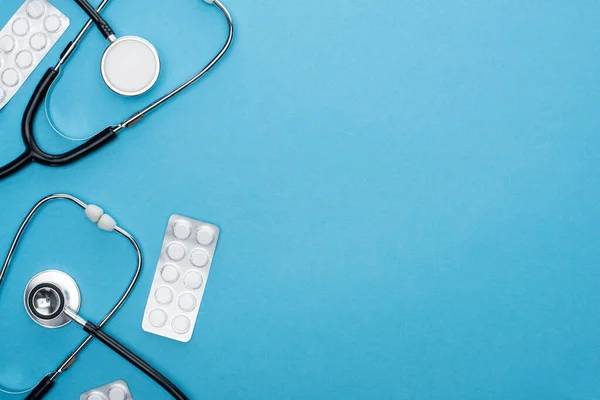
top-left (80, 379), bottom-right (133, 400)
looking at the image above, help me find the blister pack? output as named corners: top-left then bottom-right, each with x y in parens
top-left (80, 380), bottom-right (133, 400)
top-left (142, 214), bottom-right (220, 342)
top-left (0, 0), bottom-right (69, 110)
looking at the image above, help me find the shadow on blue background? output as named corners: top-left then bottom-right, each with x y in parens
top-left (1, 0), bottom-right (600, 399)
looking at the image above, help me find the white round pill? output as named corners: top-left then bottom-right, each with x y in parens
top-left (12, 18), bottom-right (29, 36)
top-left (190, 248), bottom-right (209, 267)
top-left (172, 315), bottom-right (191, 334)
top-left (148, 309), bottom-right (168, 327)
top-left (178, 293), bottom-right (197, 312)
top-left (27, 0), bottom-right (46, 19)
top-left (177, 293), bottom-right (196, 312)
top-left (0, 36), bottom-right (15, 54)
top-left (108, 386), bottom-right (126, 400)
top-left (172, 220), bottom-right (192, 240)
top-left (166, 242), bottom-right (186, 261)
top-left (16, 51), bottom-right (33, 69)
top-left (184, 271), bottom-right (203, 290)
top-left (2, 68), bottom-right (19, 87)
top-left (160, 264), bottom-right (180, 283)
top-left (155, 286), bottom-right (174, 305)
top-left (30, 32), bottom-right (48, 51)
top-left (196, 226), bottom-right (215, 245)
top-left (87, 393), bottom-right (108, 400)
top-left (44, 15), bottom-right (61, 33)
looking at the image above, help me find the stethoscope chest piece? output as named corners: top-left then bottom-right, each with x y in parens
top-left (24, 270), bottom-right (81, 329)
top-left (101, 36), bottom-right (160, 97)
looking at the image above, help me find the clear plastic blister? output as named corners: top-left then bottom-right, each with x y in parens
top-left (80, 380), bottom-right (133, 400)
top-left (0, 0), bottom-right (69, 110)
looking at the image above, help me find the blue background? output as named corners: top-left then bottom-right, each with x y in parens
top-left (1, 0), bottom-right (600, 399)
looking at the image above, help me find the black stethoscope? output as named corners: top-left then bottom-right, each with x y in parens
top-left (24, 274), bottom-right (189, 400)
top-left (0, 194), bottom-right (189, 399)
top-left (0, 0), bottom-right (234, 180)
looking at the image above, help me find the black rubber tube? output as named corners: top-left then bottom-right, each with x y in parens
top-left (0, 151), bottom-right (32, 180)
top-left (72, 0), bottom-right (114, 39)
top-left (24, 376), bottom-right (55, 400)
top-left (83, 322), bottom-right (190, 400)
top-left (22, 68), bottom-right (59, 152)
top-left (22, 68), bottom-right (118, 167)
top-left (32, 127), bottom-right (117, 167)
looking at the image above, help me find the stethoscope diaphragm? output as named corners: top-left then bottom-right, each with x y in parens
top-left (23, 270), bottom-right (81, 329)
top-left (101, 36), bottom-right (160, 97)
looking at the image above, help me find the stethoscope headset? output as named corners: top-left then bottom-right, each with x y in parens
top-left (0, 194), bottom-right (190, 399)
top-left (0, 0), bottom-right (234, 180)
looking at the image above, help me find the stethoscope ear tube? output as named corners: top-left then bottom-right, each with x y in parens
top-left (0, 66), bottom-right (119, 180)
top-left (21, 68), bottom-right (118, 168)
top-left (72, 0), bottom-right (114, 39)
top-left (0, 151), bottom-right (31, 180)
top-left (24, 377), bottom-right (54, 400)
top-left (82, 322), bottom-right (190, 400)
top-left (0, 67), bottom-right (62, 179)
top-left (0, 68), bottom-right (119, 180)
top-left (0, 0), bottom-right (233, 182)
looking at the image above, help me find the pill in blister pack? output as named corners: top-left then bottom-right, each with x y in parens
top-left (0, 0), bottom-right (69, 110)
top-left (80, 380), bottom-right (134, 400)
top-left (142, 214), bottom-right (220, 342)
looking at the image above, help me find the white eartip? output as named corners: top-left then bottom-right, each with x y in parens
top-left (98, 214), bottom-right (117, 232)
top-left (85, 205), bottom-right (104, 223)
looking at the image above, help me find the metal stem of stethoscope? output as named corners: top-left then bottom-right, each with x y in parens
top-left (53, 0), bottom-right (234, 132)
top-left (116, 0), bottom-right (234, 130)
top-left (0, 194), bottom-right (142, 393)
top-left (55, 0), bottom-right (111, 69)
top-left (51, 226), bottom-right (141, 380)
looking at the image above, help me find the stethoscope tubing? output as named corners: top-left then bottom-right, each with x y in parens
top-left (0, 194), bottom-right (142, 392)
top-left (82, 319), bottom-right (189, 400)
top-left (24, 289), bottom-right (189, 399)
top-left (0, 0), bottom-right (234, 180)
top-left (117, 0), bottom-right (234, 130)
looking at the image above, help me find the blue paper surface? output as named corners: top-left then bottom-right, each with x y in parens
top-left (1, 0), bottom-right (600, 398)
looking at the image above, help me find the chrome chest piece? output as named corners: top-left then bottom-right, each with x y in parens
top-left (24, 270), bottom-right (81, 328)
